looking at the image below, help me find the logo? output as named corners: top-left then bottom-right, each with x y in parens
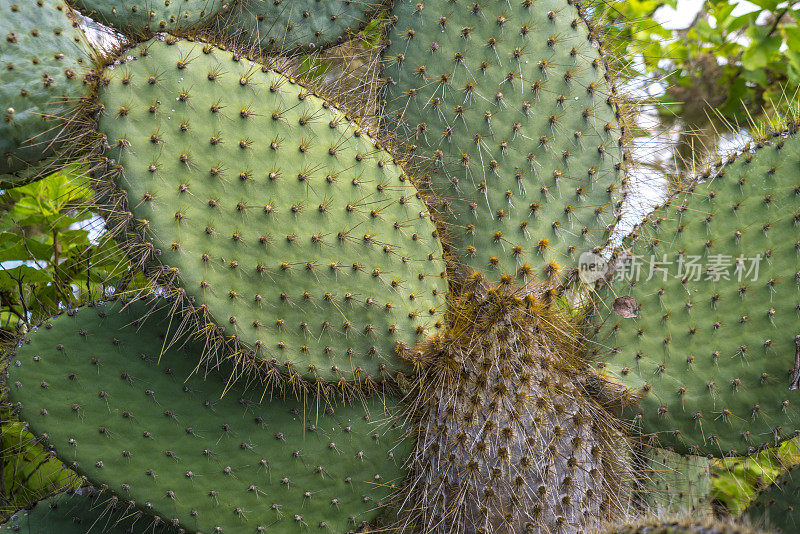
top-left (578, 252), bottom-right (609, 283)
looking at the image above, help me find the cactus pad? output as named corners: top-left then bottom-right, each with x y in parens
top-left (95, 37), bottom-right (447, 384)
top-left (8, 300), bottom-right (412, 533)
top-left (68, 0), bottom-right (224, 34)
top-left (745, 464), bottom-right (800, 533)
top-left (383, 0), bottom-right (625, 282)
top-left (643, 448), bottom-right (711, 515)
top-left (1, 0), bottom-right (89, 177)
top-left (591, 133), bottom-right (800, 456)
top-left (609, 518), bottom-right (763, 534)
top-left (217, 0), bottom-right (380, 52)
top-left (1, 489), bottom-right (180, 533)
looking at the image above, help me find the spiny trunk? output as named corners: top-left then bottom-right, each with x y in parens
top-left (399, 277), bottom-right (634, 533)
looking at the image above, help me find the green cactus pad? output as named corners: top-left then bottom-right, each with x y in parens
top-left (383, 0), bottom-right (625, 283)
top-left (1, 489), bottom-right (181, 533)
top-left (591, 132), bottom-right (800, 456)
top-left (95, 37), bottom-right (447, 384)
top-left (643, 448), bottom-right (711, 515)
top-left (8, 301), bottom-right (412, 533)
top-left (217, 0), bottom-right (380, 52)
top-left (68, 0), bottom-right (224, 35)
top-left (1, 0), bottom-right (90, 177)
top-left (744, 464), bottom-right (800, 533)
top-left (609, 518), bottom-right (763, 534)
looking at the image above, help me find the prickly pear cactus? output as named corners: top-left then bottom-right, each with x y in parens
top-left (94, 37), bottom-right (447, 386)
top-left (383, 0), bottom-right (625, 283)
top-left (643, 448), bottom-right (712, 515)
top-left (217, 0), bottom-right (381, 52)
top-left (68, 0), bottom-right (225, 34)
top-left (1, 0), bottom-right (90, 178)
top-left (745, 464), bottom-right (800, 533)
top-left (6, 0), bottom-right (800, 532)
top-left (1, 489), bottom-right (180, 533)
top-left (8, 300), bottom-right (412, 533)
top-left (591, 132), bottom-right (800, 457)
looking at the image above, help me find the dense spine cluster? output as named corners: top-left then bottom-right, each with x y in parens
top-left (401, 277), bottom-right (632, 533)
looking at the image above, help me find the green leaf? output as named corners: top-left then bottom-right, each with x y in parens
top-left (709, 0), bottom-right (736, 27)
top-left (1, 422), bottom-right (80, 509)
top-left (749, 0), bottom-right (781, 10)
top-left (726, 12), bottom-right (758, 33)
top-left (5, 168), bottom-right (90, 226)
top-left (0, 234), bottom-right (51, 262)
top-left (742, 26), bottom-right (782, 70)
top-left (784, 23), bottom-right (800, 50)
top-left (357, 16), bottom-right (386, 48)
top-left (54, 228), bottom-right (90, 249)
top-left (0, 265), bottom-right (52, 285)
top-left (692, 18), bottom-right (721, 44)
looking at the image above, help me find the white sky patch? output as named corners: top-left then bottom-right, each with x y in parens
top-left (70, 215), bottom-right (106, 245)
top-left (653, 0), bottom-right (765, 30)
top-left (653, 0), bottom-right (704, 30)
top-left (79, 13), bottom-right (124, 52)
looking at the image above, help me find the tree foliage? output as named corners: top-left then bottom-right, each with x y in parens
top-left (604, 0), bottom-right (800, 122)
top-left (0, 169), bottom-right (137, 333)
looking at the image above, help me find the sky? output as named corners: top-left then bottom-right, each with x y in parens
top-left (653, 0), bottom-right (763, 29)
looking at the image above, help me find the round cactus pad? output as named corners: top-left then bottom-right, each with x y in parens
top-left (745, 464), bottom-right (800, 533)
top-left (218, 0), bottom-right (380, 51)
top-left (7, 301), bottom-right (412, 533)
top-left (69, 0), bottom-right (225, 34)
top-left (592, 134), bottom-right (800, 456)
top-left (1, 490), bottom-right (180, 533)
top-left (383, 0), bottom-right (625, 282)
top-left (643, 448), bottom-right (711, 515)
top-left (1, 0), bottom-right (89, 177)
top-left (96, 37), bottom-right (447, 384)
